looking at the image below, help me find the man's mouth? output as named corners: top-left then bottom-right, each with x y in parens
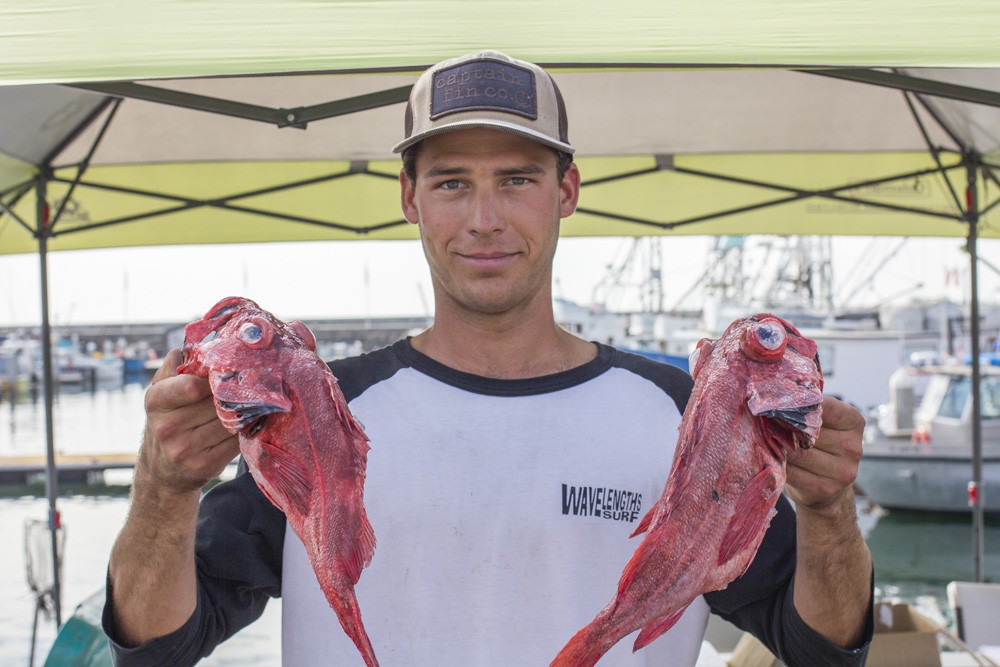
top-left (457, 251), bottom-right (518, 268)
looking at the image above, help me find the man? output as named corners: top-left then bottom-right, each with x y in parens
top-left (103, 51), bottom-right (873, 665)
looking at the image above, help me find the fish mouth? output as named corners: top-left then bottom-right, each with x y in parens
top-left (217, 400), bottom-right (287, 436)
top-left (759, 403), bottom-right (822, 450)
top-left (760, 404), bottom-right (819, 432)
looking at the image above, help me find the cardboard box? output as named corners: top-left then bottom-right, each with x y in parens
top-left (726, 602), bottom-right (943, 667)
top-left (868, 602), bottom-right (942, 667)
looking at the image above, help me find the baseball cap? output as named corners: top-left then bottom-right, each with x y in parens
top-left (393, 50), bottom-right (574, 155)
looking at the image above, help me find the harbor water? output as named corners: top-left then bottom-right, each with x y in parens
top-left (1, 376), bottom-right (997, 664)
top-left (1, 379), bottom-right (281, 665)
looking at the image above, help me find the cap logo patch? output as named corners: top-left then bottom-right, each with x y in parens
top-left (430, 60), bottom-right (537, 120)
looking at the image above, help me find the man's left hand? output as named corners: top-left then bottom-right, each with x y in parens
top-left (784, 395), bottom-right (865, 514)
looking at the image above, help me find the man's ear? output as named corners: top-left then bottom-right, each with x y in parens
top-left (400, 170), bottom-right (419, 225)
top-left (559, 163), bottom-right (581, 219)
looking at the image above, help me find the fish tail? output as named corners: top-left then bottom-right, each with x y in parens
top-left (333, 585), bottom-right (380, 667)
top-left (549, 625), bottom-right (605, 667)
top-left (351, 628), bottom-right (379, 667)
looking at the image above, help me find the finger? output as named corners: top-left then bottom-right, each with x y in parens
top-left (146, 373), bottom-right (214, 414)
top-left (176, 422), bottom-right (239, 465)
top-left (150, 347), bottom-right (183, 385)
top-left (785, 457), bottom-right (822, 489)
top-left (142, 421), bottom-right (239, 491)
top-left (787, 439), bottom-right (828, 472)
top-left (190, 411), bottom-right (237, 448)
top-left (819, 395), bottom-right (865, 432)
top-left (145, 392), bottom-right (224, 450)
top-left (789, 430), bottom-right (860, 485)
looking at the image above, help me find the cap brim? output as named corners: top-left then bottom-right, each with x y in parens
top-left (392, 119), bottom-right (575, 155)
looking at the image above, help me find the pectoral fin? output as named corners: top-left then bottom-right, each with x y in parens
top-left (255, 439), bottom-right (313, 517)
top-left (717, 465), bottom-right (781, 567)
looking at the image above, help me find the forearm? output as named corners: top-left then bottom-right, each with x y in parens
top-left (108, 477), bottom-right (202, 646)
top-left (792, 488), bottom-right (873, 648)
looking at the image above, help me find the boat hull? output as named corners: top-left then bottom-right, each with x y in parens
top-left (857, 445), bottom-right (1000, 513)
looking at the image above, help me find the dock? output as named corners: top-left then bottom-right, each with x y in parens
top-left (0, 453), bottom-right (136, 485)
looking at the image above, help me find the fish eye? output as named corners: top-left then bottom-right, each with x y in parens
top-left (755, 320), bottom-right (785, 351)
top-left (741, 317), bottom-right (788, 361)
top-left (237, 317), bottom-right (274, 348)
top-left (239, 322), bottom-right (263, 344)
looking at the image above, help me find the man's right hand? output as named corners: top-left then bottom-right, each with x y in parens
top-left (137, 347), bottom-right (240, 493)
top-left (107, 348), bottom-right (240, 647)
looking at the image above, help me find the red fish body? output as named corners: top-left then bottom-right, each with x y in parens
top-left (551, 314), bottom-right (824, 666)
top-left (178, 296), bottom-right (379, 667)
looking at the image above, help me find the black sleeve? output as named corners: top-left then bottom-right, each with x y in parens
top-left (704, 495), bottom-right (874, 666)
top-left (103, 469), bottom-right (286, 666)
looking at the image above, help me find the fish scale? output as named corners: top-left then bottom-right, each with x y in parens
top-left (550, 313), bottom-right (823, 666)
top-left (178, 296), bottom-right (380, 667)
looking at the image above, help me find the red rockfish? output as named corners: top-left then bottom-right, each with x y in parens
top-left (551, 313), bottom-right (823, 666)
top-left (179, 296), bottom-right (379, 667)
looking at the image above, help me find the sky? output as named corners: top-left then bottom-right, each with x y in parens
top-left (0, 234), bottom-right (996, 328)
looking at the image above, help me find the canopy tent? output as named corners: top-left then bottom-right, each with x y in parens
top-left (2, 2), bottom-right (1000, 252)
top-left (3, 0), bottom-right (1000, 629)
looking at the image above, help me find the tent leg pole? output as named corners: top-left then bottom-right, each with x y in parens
top-left (966, 160), bottom-right (985, 584)
top-left (36, 174), bottom-right (62, 628)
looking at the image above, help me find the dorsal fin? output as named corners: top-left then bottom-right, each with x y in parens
top-left (324, 367), bottom-right (375, 583)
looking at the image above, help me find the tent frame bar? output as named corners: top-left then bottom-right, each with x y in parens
top-left (32, 155), bottom-right (978, 240)
top-left (575, 159), bottom-right (975, 232)
top-left (0, 183), bottom-right (33, 232)
top-left (71, 69), bottom-right (1000, 116)
top-left (34, 172), bottom-right (62, 628)
top-left (50, 99), bottom-right (121, 229)
top-left (805, 68), bottom-right (1000, 109)
top-left (902, 94), bottom-right (966, 212)
top-left (965, 161), bottom-right (986, 582)
top-left (19, 66), bottom-right (984, 243)
top-left (69, 81), bottom-right (413, 128)
top-left (41, 97), bottom-right (118, 167)
top-left (44, 165), bottom-right (407, 237)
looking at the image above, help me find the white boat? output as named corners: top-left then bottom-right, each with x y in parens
top-left (858, 358), bottom-right (1000, 513)
top-left (53, 342), bottom-right (125, 386)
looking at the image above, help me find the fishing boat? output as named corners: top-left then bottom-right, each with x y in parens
top-left (40, 590), bottom-right (111, 667)
top-left (567, 236), bottom-right (964, 415)
top-left (0, 335), bottom-right (40, 398)
top-left (857, 357), bottom-right (1000, 513)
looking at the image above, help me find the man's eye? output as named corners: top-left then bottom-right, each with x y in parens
top-left (508, 177), bottom-right (530, 186)
top-left (439, 179), bottom-right (462, 190)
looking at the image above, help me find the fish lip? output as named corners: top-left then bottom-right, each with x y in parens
top-left (759, 404), bottom-right (821, 436)
top-left (217, 400), bottom-right (288, 433)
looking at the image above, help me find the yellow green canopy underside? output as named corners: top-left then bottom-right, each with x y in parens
top-left (1, 152), bottom-right (994, 254)
top-left (2, 2), bottom-right (1000, 254)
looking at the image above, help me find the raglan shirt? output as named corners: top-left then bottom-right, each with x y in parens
top-left (103, 339), bottom-right (872, 666)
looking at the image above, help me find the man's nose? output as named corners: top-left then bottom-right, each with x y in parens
top-left (469, 187), bottom-right (504, 234)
